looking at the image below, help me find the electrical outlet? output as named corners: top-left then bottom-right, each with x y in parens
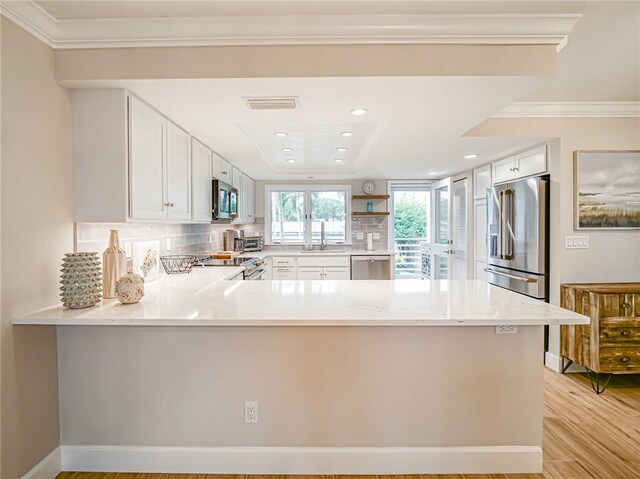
top-left (565, 235), bottom-right (589, 249)
top-left (496, 325), bottom-right (518, 334)
top-left (124, 242), bottom-right (132, 258)
top-left (244, 401), bottom-right (258, 423)
top-left (208, 234), bottom-right (213, 244)
top-left (166, 238), bottom-right (172, 251)
top-left (356, 232), bottom-right (364, 240)
top-left (373, 232), bottom-right (380, 240)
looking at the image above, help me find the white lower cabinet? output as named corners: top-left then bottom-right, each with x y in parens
top-left (297, 267), bottom-right (324, 280)
top-left (323, 267), bottom-right (350, 280)
top-left (272, 267), bottom-right (297, 280)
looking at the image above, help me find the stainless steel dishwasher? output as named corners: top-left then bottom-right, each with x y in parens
top-left (350, 255), bottom-right (392, 280)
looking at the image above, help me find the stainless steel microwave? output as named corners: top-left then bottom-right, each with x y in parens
top-left (212, 179), bottom-right (238, 221)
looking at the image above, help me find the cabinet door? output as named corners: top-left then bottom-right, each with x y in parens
top-left (515, 145), bottom-right (547, 179)
top-left (220, 159), bottom-right (232, 183)
top-left (242, 175), bottom-right (255, 224)
top-left (129, 97), bottom-right (167, 220)
top-left (166, 122), bottom-right (192, 220)
top-left (191, 139), bottom-right (212, 223)
top-left (272, 267), bottom-right (296, 280)
top-left (473, 165), bottom-right (492, 200)
top-left (474, 200), bottom-right (487, 261)
top-left (492, 156), bottom-right (516, 185)
top-left (232, 167), bottom-right (242, 189)
top-left (298, 267), bottom-right (324, 280)
top-left (324, 267), bottom-right (350, 280)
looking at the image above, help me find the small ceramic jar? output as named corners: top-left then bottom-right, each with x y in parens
top-left (115, 272), bottom-right (145, 304)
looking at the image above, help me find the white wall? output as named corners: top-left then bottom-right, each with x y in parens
top-left (467, 117), bottom-right (640, 363)
top-left (1, 17), bottom-right (73, 478)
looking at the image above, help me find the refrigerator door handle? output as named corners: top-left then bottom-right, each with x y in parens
top-left (499, 189), bottom-right (515, 260)
top-left (484, 268), bottom-right (537, 283)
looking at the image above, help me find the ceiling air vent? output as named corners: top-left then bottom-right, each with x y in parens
top-left (243, 96), bottom-right (299, 110)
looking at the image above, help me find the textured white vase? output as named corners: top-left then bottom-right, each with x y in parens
top-left (115, 272), bottom-right (145, 304)
top-left (60, 252), bottom-right (102, 309)
top-left (103, 229), bottom-right (127, 299)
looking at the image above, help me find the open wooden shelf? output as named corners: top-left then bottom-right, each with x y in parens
top-left (352, 211), bottom-right (390, 216)
top-left (352, 195), bottom-right (390, 200)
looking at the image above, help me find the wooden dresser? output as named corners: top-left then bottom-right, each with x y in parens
top-left (561, 283), bottom-right (640, 387)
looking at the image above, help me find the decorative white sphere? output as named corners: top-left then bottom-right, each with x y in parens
top-left (115, 273), bottom-right (145, 304)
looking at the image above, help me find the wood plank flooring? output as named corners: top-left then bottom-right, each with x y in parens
top-left (55, 369), bottom-right (640, 479)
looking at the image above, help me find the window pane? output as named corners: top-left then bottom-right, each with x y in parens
top-left (311, 191), bottom-right (346, 243)
top-left (270, 191), bottom-right (306, 243)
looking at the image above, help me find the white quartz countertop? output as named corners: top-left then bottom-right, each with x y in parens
top-left (14, 267), bottom-right (589, 327)
top-left (239, 249), bottom-right (395, 259)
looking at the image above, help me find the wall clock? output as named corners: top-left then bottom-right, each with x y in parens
top-left (362, 180), bottom-right (376, 195)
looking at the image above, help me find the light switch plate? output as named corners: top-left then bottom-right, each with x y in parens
top-left (565, 235), bottom-right (589, 249)
top-left (373, 232), bottom-right (380, 240)
top-left (124, 242), bottom-right (132, 258)
top-left (166, 238), bottom-right (172, 251)
top-left (356, 232), bottom-right (364, 240)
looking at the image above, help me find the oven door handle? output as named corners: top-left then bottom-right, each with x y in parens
top-left (484, 268), bottom-right (537, 283)
top-left (247, 268), bottom-right (266, 280)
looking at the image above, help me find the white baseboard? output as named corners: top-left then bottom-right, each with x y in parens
top-left (21, 447), bottom-right (62, 479)
top-left (545, 351), bottom-right (586, 374)
top-left (61, 445), bottom-right (542, 475)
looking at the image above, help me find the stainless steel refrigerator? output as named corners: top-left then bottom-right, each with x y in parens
top-left (486, 175), bottom-right (550, 301)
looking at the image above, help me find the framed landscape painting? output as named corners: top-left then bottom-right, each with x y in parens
top-left (574, 150), bottom-right (640, 230)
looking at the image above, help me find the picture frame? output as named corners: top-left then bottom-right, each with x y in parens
top-left (574, 150), bottom-right (640, 230)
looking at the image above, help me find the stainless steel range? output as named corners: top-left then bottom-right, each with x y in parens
top-left (196, 256), bottom-right (266, 280)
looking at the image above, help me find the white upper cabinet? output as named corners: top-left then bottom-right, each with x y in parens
top-left (515, 145), bottom-right (547, 179)
top-left (129, 96), bottom-right (167, 221)
top-left (232, 167), bottom-right (242, 189)
top-left (242, 174), bottom-right (255, 224)
top-left (473, 165), bottom-right (492, 200)
top-left (166, 122), bottom-right (192, 221)
top-left (212, 152), bottom-right (232, 183)
top-left (492, 156), bottom-right (517, 185)
top-left (492, 145), bottom-right (547, 185)
top-left (191, 139), bottom-right (212, 223)
top-left (72, 89), bottom-right (248, 224)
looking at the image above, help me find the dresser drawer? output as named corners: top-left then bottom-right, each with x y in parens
top-left (600, 319), bottom-right (640, 345)
top-left (599, 293), bottom-right (640, 318)
top-left (271, 256), bottom-right (296, 267)
top-left (599, 348), bottom-right (640, 373)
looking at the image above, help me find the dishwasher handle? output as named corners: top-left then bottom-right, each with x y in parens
top-left (351, 256), bottom-right (391, 262)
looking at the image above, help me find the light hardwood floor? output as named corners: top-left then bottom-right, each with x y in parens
top-left (55, 369), bottom-right (640, 479)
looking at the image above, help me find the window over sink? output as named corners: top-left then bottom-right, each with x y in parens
top-left (266, 185), bottom-right (352, 245)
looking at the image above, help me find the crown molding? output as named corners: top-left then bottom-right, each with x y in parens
top-left (494, 101), bottom-right (640, 118)
top-left (1, 1), bottom-right (581, 50)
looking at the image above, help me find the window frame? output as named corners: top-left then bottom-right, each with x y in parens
top-left (265, 184), bottom-right (352, 245)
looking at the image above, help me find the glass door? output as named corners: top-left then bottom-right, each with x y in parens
top-left (430, 178), bottom-right (454, 279)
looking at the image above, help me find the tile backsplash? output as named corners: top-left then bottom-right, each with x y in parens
top-left (75, 220), bottom-right (265, 259)
top-left (75, 215), bottom-right (390, 260)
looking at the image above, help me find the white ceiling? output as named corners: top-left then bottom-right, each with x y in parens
top-left (13, 1), bottom-right (638, 180)
top-left (69, 76), bottom-right (547, 180)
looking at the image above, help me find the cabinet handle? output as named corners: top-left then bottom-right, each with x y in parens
top-left (222, 170), bottom-right (228, 175)
top-left (621, 356), bottom-right (631, 363)
top-left (621, 302), bottom-right (631, 311)
top-left (620, 330), bottom-right (631, 337)
top-left (164, 202), bottom-right (174, 207)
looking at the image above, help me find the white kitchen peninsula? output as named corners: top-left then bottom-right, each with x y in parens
top-left (14, 269), bottom-right (588, 476)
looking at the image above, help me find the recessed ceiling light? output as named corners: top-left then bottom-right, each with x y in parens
top-left (281, 147), bottom-right (293, 152)
top-left (336, 147), bottom-right (348, 152)
top-left (464, 154), bottom-right (479, 159)
top-left (350, 108), bottom-right (368, 116)
top-left (334, 159), bottom-right (344, 163)
top-left (274, 132), bottom-right (288, 137)
top-left (286, 159), bottom-right (296, 163)
top-left (341, 131), bottom-right (353, 137)
top-left (428, 171), bottom-right (439, 175)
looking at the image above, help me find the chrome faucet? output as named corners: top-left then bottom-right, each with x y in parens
top-left (320, 221), bottom-right (328, 250)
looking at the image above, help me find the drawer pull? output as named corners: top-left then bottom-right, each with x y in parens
top-left (621, 330), bottom-right (631, 337)
top-left (621, 302), bottom-right (631, 310)
top-left (621, 356), bottom-right (631, 363)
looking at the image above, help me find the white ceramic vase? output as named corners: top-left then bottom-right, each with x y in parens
top-left (103, 229), bottom-right (127, 299)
